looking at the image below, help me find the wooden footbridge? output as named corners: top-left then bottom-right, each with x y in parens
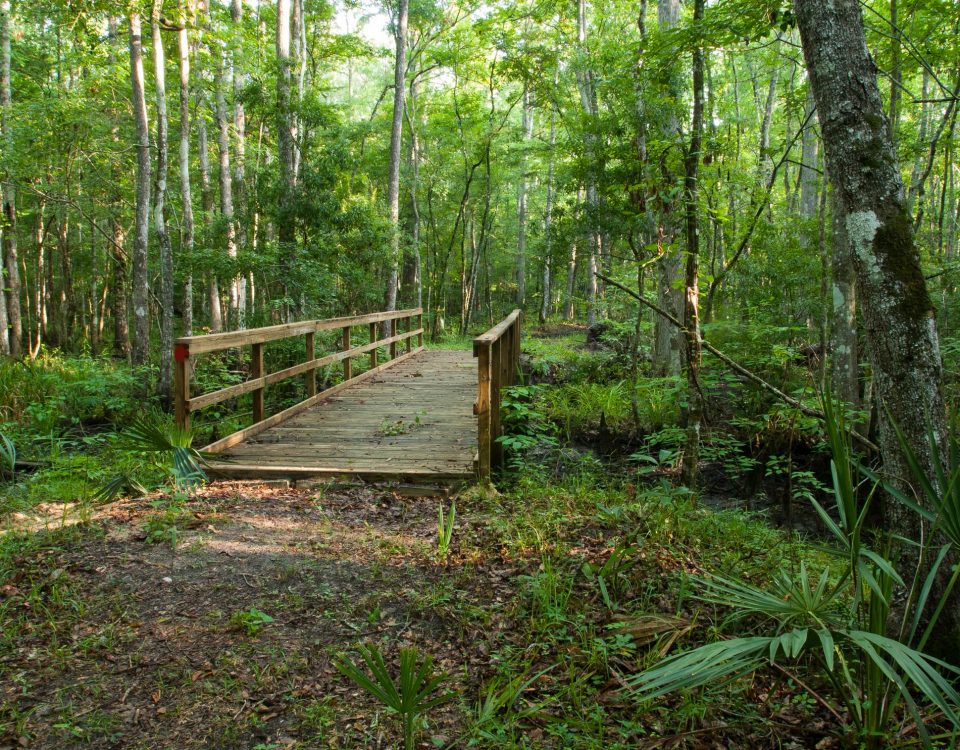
top-left (173, 308), bottom-right (521, 484)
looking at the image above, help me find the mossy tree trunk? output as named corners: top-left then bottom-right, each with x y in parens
top-left (794, 0), bottom-right (950, 624)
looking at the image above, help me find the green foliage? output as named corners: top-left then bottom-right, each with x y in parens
top-left (0, 432), bottom-right (15, 476)
top-left (335, 644), bottom-right (451, 750)
top-left (97, 414), bottom-right (208, 501)
top-left (627, 399), bottom-right (960, 748)
top-left (436, 501), bottom-right (456, 560)
top-left (228, 608), bottom-right (275, 636)
top-left (0, 354), bottom-right (144, 433)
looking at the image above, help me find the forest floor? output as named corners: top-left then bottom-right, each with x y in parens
top-left (1, 477), bottom-right (842, 750)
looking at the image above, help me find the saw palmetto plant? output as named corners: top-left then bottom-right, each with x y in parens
top-left (628, 398), bottom-right (960, 749)
top-left (335, 643), bottom-right (451, 750)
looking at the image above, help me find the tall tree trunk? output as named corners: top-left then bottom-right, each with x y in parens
top-left (405, 70), bottom-right (422, 309)
top-left (651, 0), bottom-right (683, 375)
top-left (1, 0), bottom-right (20, 357)
top-left (231, 0), bottom-right (247, 325)
top-left (794, 0), bottom-right (949, 622)
top-left (276, 0), bottom-right (295, 295)
top-left (107, 18), bottom-right (130, 358)
top-left (197, 93), bottom-right (222, 332)
top-left (152, 1), bottom-right (174, 402)
top-left (799, 88), bottom-right (819, 221)
top-left (516, 86), bottom-right (532, 306)
top-left (215, 63), bottom-right (239, 328)
top-left (888, 0), bottom-right (901, 142)
top-left (178, 1), bottom-right (194, 335)
top-left (129, 12), bottom-right (151, 366)
top-left (291, 0), bottom-right (304, 183)
top-left (384, 0), bottom-right (408, 320)
top-left (540, 105), bottom-right (557, 326)
top-left (576, 0), bottom-right (600, 328)
top-left (564, 239), bottom-right (577, 320)
top-left (681, 0), bottom-right (705, 490)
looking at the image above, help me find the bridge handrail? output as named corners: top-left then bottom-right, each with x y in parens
top-left (473, 309), bottom-right (521, 479)
top-left (174, 308), bottom-right (424, 452)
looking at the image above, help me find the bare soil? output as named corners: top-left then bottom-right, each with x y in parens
top-left (1, 483), bottom-right (519, 749)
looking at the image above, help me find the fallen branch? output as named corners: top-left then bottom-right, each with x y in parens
top-left (598, 272), bottom-right (879, 452)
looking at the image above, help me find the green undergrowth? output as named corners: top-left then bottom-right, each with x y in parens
top-left (461, 471), bottom-right (842, 748)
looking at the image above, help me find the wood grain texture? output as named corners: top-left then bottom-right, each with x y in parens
top-left (206, 349), bottom-right (478, 482)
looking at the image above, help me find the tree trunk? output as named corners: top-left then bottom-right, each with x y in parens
top-left (799, 88), bottom-right (819, 221)
top-left (215, 63), bottom-right (239, 329)
top-left (129, 12), bottom-right (151, 367)
top-left (1, 0), bottom-right (20, 357)
top-left (276, 0), bottom-right (296, 285)
top-left (651, 0), bottom-right (683, 375)
top-left (516, 87), bottom-right (532, 306)
top-left (405, 70), bottom-right (422, 309)
top-left (384, 0), bottom-right (408, 322)
top-left (794, 0), bottom-right (948, 617)
top-left (197, 93), bottom-right (222, 332)
top-left (231, 0), bottom-right (247, 326)
top-left (178, 1), bottom-right (194, 335)
top-left (681, 0), bottom-right (705, 490)
top-left (540, 105), bottom-right (557, 326)
top-left (152, 1), bottom-right (174, 402)
top-left (576, 0), bottom-right (600, 329)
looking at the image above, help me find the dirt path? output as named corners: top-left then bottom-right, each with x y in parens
top-left (0, 483), bottom-right (521, 749)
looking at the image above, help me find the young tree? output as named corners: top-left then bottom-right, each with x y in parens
top-left (178, 0), bottom-right (194, 335)
top-left (129, 11), bottom-right (152, 366)
top-left (680, 0), bottom-right (705, 489)
top-left (1, 0), bottom-right (20, 357)
top-left (384, 0), bottom-right (409, 319)
top-left (152, 0), bottom-right (174, 400)
top-left (516, 87), bottom-right (532, 306)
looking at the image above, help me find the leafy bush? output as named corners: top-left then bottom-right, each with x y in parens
top-left (0, 353), bottom-right (144, 433)
top-left (228, 607), bottom-right (275, 636)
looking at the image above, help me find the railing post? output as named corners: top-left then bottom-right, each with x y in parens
top-left (492, 337), bottom-right (504, 468)
top-left (174, 342), bottom-right (191, 433)
top-left (251, 342), bottom-right (265, 424)
top-left (305, 331), bottom-right (316, 397)
top-left (475, 341), bottom-right (491, 480)
top-left (405, 314), bottom-right (412, 354)
top-left (369, 322), bottom-right (378, 368)
top-left (390, 317), bottom-right (397, 360)
top-left (418, 312), bottom-right (424, 348)
top-left (342, 326), bottom-right (352, 381)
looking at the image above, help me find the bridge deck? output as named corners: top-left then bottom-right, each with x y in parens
top-left (205, 349), bottom-right (478, 482)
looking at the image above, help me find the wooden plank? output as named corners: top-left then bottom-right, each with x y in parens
top-left (475, 341), bottom-right (491, 479)
top-left (473, 309), bottom-right (521, 349)
top-left (184, 329), bottom-right (423, 412)
top-left (251, 343), bottom-right (265, 424)
top-left (201, 346), bottom-right (424, 453)
top-left (174, 344), bottom-right (191, 432)
top-left (305, 332), bottom-right (316, 397)
top-left (205, 463), bottom-right (474, 481)
top-left (203, 347), bottom-right (479, 484)
top-left (342, 327), bottom-right (352, 381)
top-left (175, 308), bottom-right (422, 354)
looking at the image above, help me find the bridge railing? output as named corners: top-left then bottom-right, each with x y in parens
top-left (174, 308), bottom-right (424, 452)
top-left (473, 309), bottom-right (521, 479)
